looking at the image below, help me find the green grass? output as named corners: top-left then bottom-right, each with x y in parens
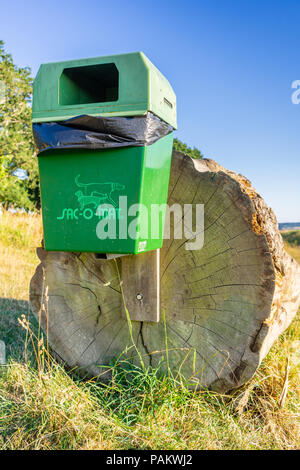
top-left (0, 211), bottom-right (299, 450)
top-left (0, 341), bottom-right (299, 450)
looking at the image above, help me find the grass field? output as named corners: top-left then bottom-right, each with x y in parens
top-left (283, 236), bottom-right (300, 264)
top-left (0, 211), bottom-right (299, 450)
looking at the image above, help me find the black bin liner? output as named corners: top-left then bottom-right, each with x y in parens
top-left (33, 112), bottom-right (173, 154)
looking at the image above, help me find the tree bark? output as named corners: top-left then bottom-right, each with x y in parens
top-left (30, 151), bottom-right (300, 392)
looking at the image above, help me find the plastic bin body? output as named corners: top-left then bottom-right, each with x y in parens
top-left (33, 52), bottom-right (176, 254)
top-left (38, 132), bottom-right (173, 254)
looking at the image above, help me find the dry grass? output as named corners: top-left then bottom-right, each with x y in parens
top-left (282, 229), bottom-right (300, 264)
top-left (0, 210), bottom-right (42, 300)
top-left (284, 244), bottom-right (300, 264)
top-left (0, 211), bottom-right (299, 450)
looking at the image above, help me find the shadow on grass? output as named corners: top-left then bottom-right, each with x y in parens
top-left (0, 297), bottom-right (39, 364)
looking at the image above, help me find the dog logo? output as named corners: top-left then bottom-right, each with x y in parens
top-left (74, 175), bottom-right (125, 209)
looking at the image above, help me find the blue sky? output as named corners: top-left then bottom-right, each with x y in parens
top-left (2, 0), bottom-right (299, 221)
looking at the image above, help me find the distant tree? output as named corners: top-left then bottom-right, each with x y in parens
top-left (0, 40), bottom-right (39, 210)
top-left (173, 138), bottom-right (203, 159)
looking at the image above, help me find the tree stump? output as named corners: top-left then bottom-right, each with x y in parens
top-left (30, 151), bottom-right (300, 392)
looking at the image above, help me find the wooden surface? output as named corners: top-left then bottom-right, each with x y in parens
top-left (121, 249), bottom-right (160, 322)
top-left (30, 151), bottom-right (300, 392)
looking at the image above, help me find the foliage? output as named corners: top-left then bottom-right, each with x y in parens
top-left (281, 230), bottom-right (300, 247)
top-left (0, 40), bottom-right (39, 211)
top-left (173, 138), bottom-right (203, 159)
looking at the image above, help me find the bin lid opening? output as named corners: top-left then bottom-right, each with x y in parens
top-left (59, 63), bottom-right (119, 106)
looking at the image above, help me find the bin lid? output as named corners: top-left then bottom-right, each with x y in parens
top-left (32, 52), bottom-right (177, 129)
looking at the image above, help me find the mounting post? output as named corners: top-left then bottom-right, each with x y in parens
top-left (121, 249), bottom-right (160, 322)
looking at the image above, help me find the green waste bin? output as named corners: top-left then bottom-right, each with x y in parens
top-left (32, 52), bottom-right (177, 254)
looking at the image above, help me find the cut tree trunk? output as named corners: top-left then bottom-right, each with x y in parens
top-left (30, 151), bottom-right (300, 392)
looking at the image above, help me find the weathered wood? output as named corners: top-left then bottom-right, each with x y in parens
top-left (30, 151), bottom-right (300, 392)
top-left (121, 249), bottom-right (160, 322)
